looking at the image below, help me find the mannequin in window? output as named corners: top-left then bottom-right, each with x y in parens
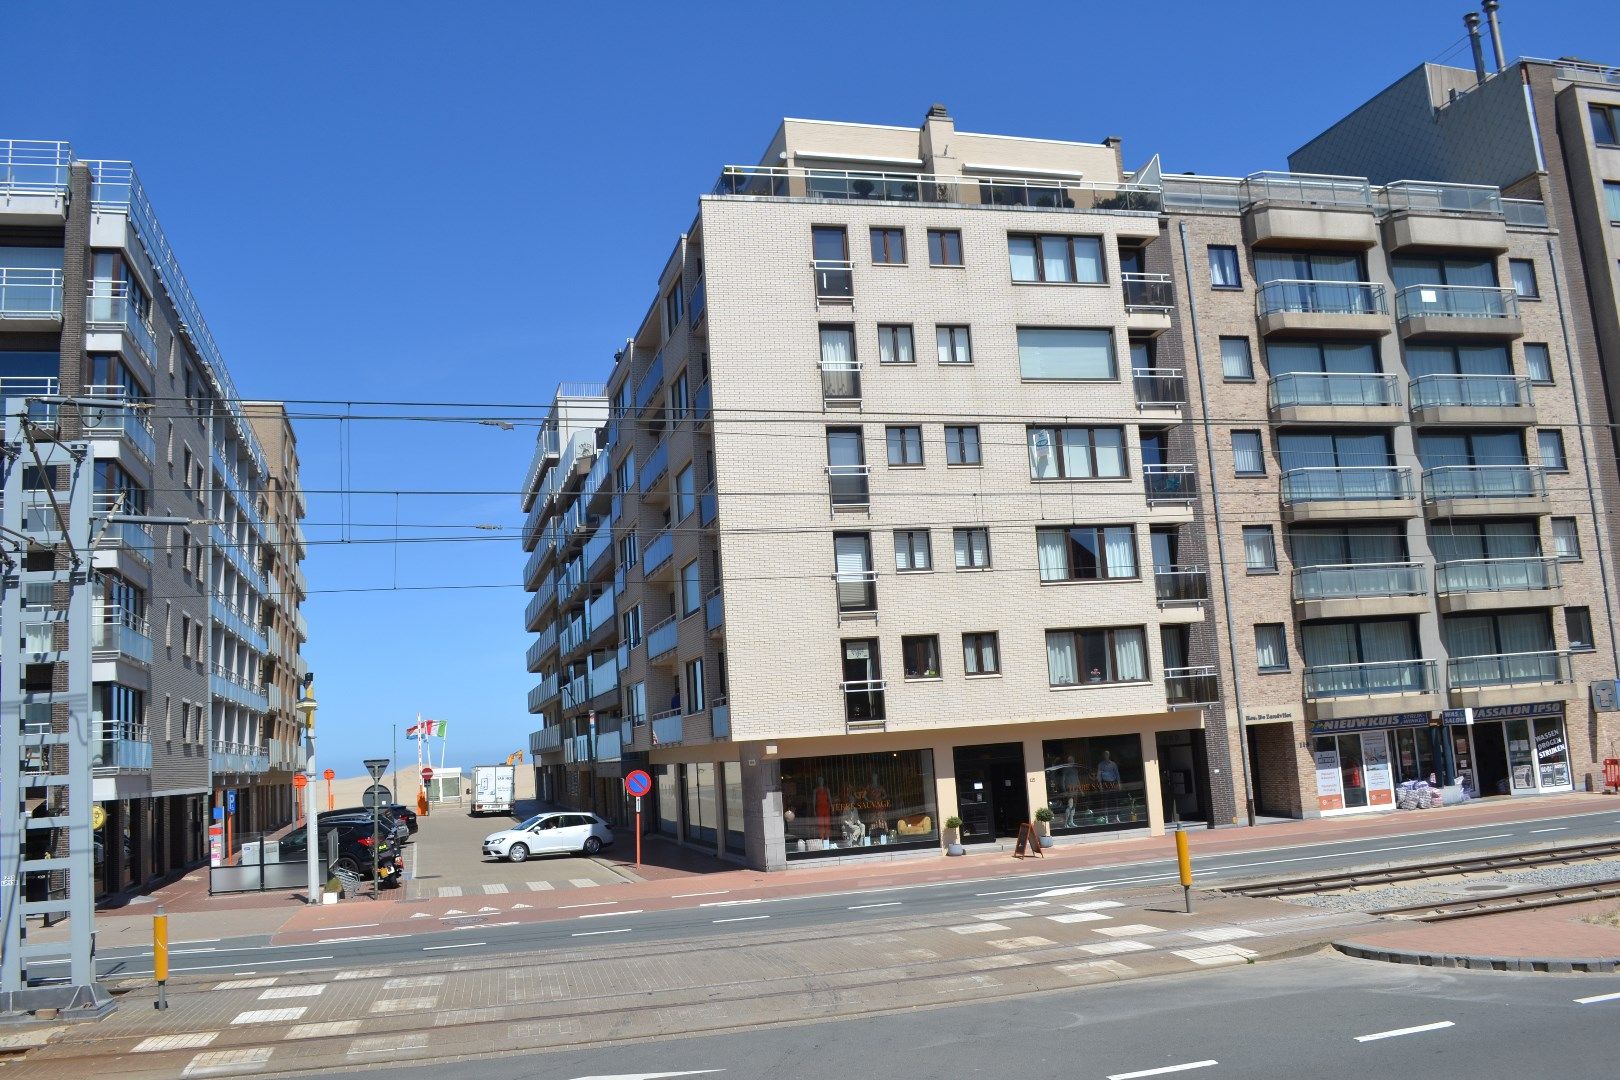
top-left (1097, 751), bottom-right (1121, 789)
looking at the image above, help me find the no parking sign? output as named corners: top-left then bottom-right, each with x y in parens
top-left (624, 769), bottom-right (652, 798)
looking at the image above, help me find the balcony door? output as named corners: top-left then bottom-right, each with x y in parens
top-left (1416, 429), bottom-right (1526, 468)
top-left (826, 427), bottom-right (867, 508)
top-left (1288, 525), bottom-right (1405, 567)
top-left (1390, 256), bottom-right (1497, 289)
top-left (833, 533), bottom-right (875, 613)
top-left (1277, 430), bottom-right (1392, 472)
top-left (1301, 618), bottom-right (1420, 695)
top-left (841, 639), bottom-right (884, 723)
top-left (1149, 528), bottom-right (1177, 572)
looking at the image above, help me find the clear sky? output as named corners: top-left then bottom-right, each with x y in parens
top-left (5, 0), bottom-right (1607, 778)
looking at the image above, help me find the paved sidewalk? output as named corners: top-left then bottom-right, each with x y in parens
top-left (1336, 898), bottom-right (1620, 972)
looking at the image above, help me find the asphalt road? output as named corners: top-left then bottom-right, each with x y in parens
top-left (385, 952), bottom-right (1620, 1080)
top-left (47, 805), bottom-right (1620, 981)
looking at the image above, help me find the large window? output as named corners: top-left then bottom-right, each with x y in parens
top-left (654, 764), bottom-right (678, 836)
top-left (1046, 627), bottom-right (1149, 686)
top-left (1243, 526), bottom-right (1277, 572)
top-left (675, 463), bottom-right (697, 520)
top-left (877, 324), bottom-right (915, 365)
top-left (1538, 429), bottom-right (1568, 472)
top-left (1524, 342), bottom-right (1554, 385)
top-left (945, 425), bottom-right (981, 465)
top-left (780, 749), bottom-right (939, 857)
top-left (1026, 426), bottom-right (1127, 479)
top-left (1220, 337), bottom-right (1254, 380)
top-left (886, 425), bottom-right (924, 466)
top-left (683, 762), bottom-right (717, 846)
top-left (1256, 624), bottom-right (1289, 672)
top-left (935, 325), bottom-right (973, 365)
top-left (1509, 259), bottom-right (1539, 299)
top-left (1593, 104), bottom-right (1620, 146)
top-left (928, 229), bottom-right (963, 267)
top-left (1037, 525), bottom-right (1137, 581)
top-left (680, 560), bottom-right (701, 616)
top-left (664, 285), bottom-right (683, 332)
top-left (1567, 607), bottom-right (1595, 651)
top-left (870, 227), bottom-right (906, 264)
top-left (1552, 517), bottom-right (1582, 561)
top-left (683, 658), bottom-right (706, 713)
top-left (901, 635), bottom-right (941, 680)
top-left (1208, 245), bottom-right (1241, 288)
top-left (1016, 327), bottom-right (1116, 380)
top-left (1009, 234), bottom-right (1104, 283)
top-left (833, 533), bottom-right (876, 612)
top-left (1042, 735), bottom-right (1147, 833)
top-left (953, 527), bottom-right (990, 569)
top-left (1232, 431), bottom-right (1266, 476)
top-left (894, 529), bottom-right (932, 572)
top-left (963, 632), bottom-right (1000, 676)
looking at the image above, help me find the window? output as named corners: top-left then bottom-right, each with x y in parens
top-left (664, 284), bottom-right (683, 332)
top-left (870, 227), bottom-right (906, 265)
top-left (894, 529), bottom-right (932, 572)
top-left (901, 635), bottom-right (942, 680)
top-left (1593, 104), bottom-right (1620, 146)
top-left (1509, 259), bottom-right (1540, 298)
top-left (1607, 182), bottom-right (1620, 224)
top-left (1016, 327), bottom-right (1115, 380)
top-left (181, 615), bottom-right (192, 660)
top-left (1256, 624), bottom-right (1289, 672)
top-left (618, 531), bottom-right (639, 567)
top-left (963, 633), bottom-right (1000, 676)
top-left (1026, 425), bottom-right (1127, 479)
top-left (1220, 337), bottom-right (1254, 380)
top-left (953, 527), bottom-right (991, 569)
top-left (669, 369), bottom-right (690, 419)
top-left (1046, 627), bottom-right (1149, 686)
top-left (1008, 233), bottom-right (1104, 284)
top-left (621, 606), bottom-right (643, 647)
top-left (1232, 431), bottom-right (1266, 476)
top-left (812, 226), bottom-right (852, 299)
top-left (684, 658), bottom-right (706, 712)
top-left (935, 325), bottom-right (972, 365)
top-left (675, 464), bottom-right (697, 519)
top-left (1538, 430), bottom-right (1568, 472)
top-left (826, 427), bottom-right (868, 507)
top-left (680, 560), bottom-right (702, 616)
top-left (1566, 607), bottom-right (1595, 651)
top-left (819, 325), bottom-right (859, 402)
top-left (1552, 517), bottom-right (1582, 561)
top-left (1524, 342), bottom-right (1554, 384)
top-left (1037, 525), bottom-right (1137, 582)
top-left (928, 229), bottom-right (963, 267)
top-left (877, 324), bottom-right (915, 365)
top-left (945, 425), bottom-right (981, 465)
top-left (1208, 245), bottom-right (1241, 288)
top-left (1243, 526), bottom-right (1277, 572)
top-left (834, 533), bottom-right (876, 612)
top-left (886, 425), bottom-right (924, 466)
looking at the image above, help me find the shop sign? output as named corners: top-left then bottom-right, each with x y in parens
top-left (1441, 708), bottom-right (1471, 726)
top-left (1242, 704), bottom-right (1302, 727)
top-left (1362, 733), bottom-right (1393, 806)
top-left (1308, 711), bottom-right (1430, 737)
top-left (1535, 725), bottom-right (1567, 762)
top-left (1313, 747), bottom-right (1343, 812)
top-left (1470, 701), bottom-right (1564, 722)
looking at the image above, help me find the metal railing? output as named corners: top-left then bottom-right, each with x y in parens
top-left (1281, 466), bottom-right (1414, 504)
top-left (639, 440), bottom-right (670, 493)
top-left (633, 352), bottom-right (666, 413)
top-left (1448, 650), bottom-right (1573, 689)
top-left (841, 679), bottom-right (887, 724)
top-left (820, 360), bottom-right (863, 404)
top-left (92, 604), bottom-right (153, 665)
top-left (651, 709), bottom-right (684, 747)
top-left (1165, 666), bottom-right (1220, 706)
top-left (1292, 562), bottom-right (1426, 601)
top-left (1144, 463), bottom-right (1198, 504)
top-left (1382, 180), bottom-right (1503, 217)
top-left (1121, 272), bottom-right (1174, 311)
top-left (712, 165), bottom-right (1162, 213)
top-left (92, 726), bottom-right (151, 772)
top-left (834, 569), bottom-right (878, 614)
top-left (0, 376), bottom-right (61, 427)
top-left (1421, 464), bottom-right (1546, 503)
top-left (705, 588), bottom-right (724, 632)
top-left (0, 268), bottom-right (63, 318)
top-left (1257, 279), bottom-right (1386, 318)
top-left (0, 139), bottom-right (72, 193)
top-left (827, 464), bottom-right (871, 509)
top-left (84, 282), bottom-right (159, 364)
top-left (1155, 567), bottom-right (1209, 604)
top-left (588, 654), bottom-right (619, 700)
top-left (1241, 171), bottom-right (1373, 209)
top-left (1133, 368), bottom-right (1186, 408)
top-left (1161, 174), bottom-right (1245, 212)
top-left (1502, 199), bottom-right (1550, 228)
top-left (813, 259), bottom-right (853, 300)
top-left (1395, 284), bottom-right (1518, 321)
top-left (1435, 556), bottom-right (1561, 596)
top-left (529, 673), bottom-right (560, 712)
top-left (1303, 658), bottom-right (1437, 700)
top-left (1541, 57), bottom-right (1620, 86)
top-left (1409, 374), bottom-right (1530, 413)
top-left (209, 741), bottom-right (270, 775)
top-left (646, 613), bottom-right (678, 660)
top-left (1269, 372), bottom-right (1399, 410)
top-left (642, 527), bottom-right (674, 576)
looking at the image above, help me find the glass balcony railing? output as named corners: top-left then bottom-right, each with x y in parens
top-left (93, 731), bottom-right (152, 772)
top-left (1409, 374), bottom-right (1530, 411)
top-left (646, 614), bottom-right (678, 660)
top-left (1394, 284), bottom-right (1518, 322)
top-left (595, 726), bottom-right (622, 763)
top-left (1293, 562), bottom-right (1426, 601)
top-left (713, 166), bottom-right (1162, 213)
top-left (699, 485), bottom-right (717, 526)
top-left (1281, 466), bottom-right (1413, 505)
top-left (693, 380), bottom-right (712, 421)
top-left (0, 139), bottom-right (72, 194)
top-left (711, 698), bottom-right (731, 739)
top-left (1382, 180), bottom-right (1503, 216)
top-left (1241, 171), bottom-right (1373, 209)
top-left (642, 528), bottom-right (674, 576)
top-left (1257, 279), bottom-right (1386, 318)
top-left (820, 361), bottom-right (862, 405)
top-left (1303, 658), bottom-right (1437, 700)
top-left (588, 654), bottom-right (619, 700)
top-left (0, 267), bottom-right (63, 318)
top-left (586, 589), bottom-right (616, 634)
top-left (705, 588), bottom-right (724, 632)
top-left (814, 260), bottom-right (853, 300)
top-left (1421, 465), bottom-right (1546, 503)
top-left (1165, 666), bottom-right (1219, 706)
top-left (639, 441), bottom-right (669, 493)
top-left (689, 278), bottom-right (706, 326)
top-left (1133, 368), bottom-right (1186, 408)
top-left (85, 284), bottom-right (158, 366)
top-left (633, 352), bottom-right (666, 413)
top-left (1121, 272), bottom-right (1174, 311)
top-left (1502, 199), bottom-right (1550, 228)
top-left (842, 680), bottom-right (886, 724)
top-left (1435, 556), bottom-right (1561, 596)
top-left (827, 465), bottom-right (870, 509)
top-left (650, 709), bottom-right (683, 748)
top-left (1154, 567), bottom-right (1209, 604)
top-left (834, 570), bottom-right (877, 614)
top-left (0, 376), bottom-right (60, 428)
top-left (1144, 464), bottom-right (1197, 504)
top-left (1268, 372), bottom-right (1399, 410)
top-left (92, 605), bottom-right (153, 665)
top-left (1448, 650), bottom-right (1572, 689)
top-left (209, 740), bottom-right (269, 775)
top-left (528, 673), bottom-right (560, 712)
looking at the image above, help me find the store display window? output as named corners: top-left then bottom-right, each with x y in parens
top-left (780, 750), bottom-right (938, 857)
top-left (1041, 734), bottom-right (1147, 832)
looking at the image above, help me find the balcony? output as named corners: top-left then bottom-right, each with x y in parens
top-left (1435, 556), bottom-right (1562, 613)
top-left (211, 667), bottom-right (270, 712)
top-left (1280, 466), bottom-right (1416, 522)
top-left (1381, 181), bottom-right (1509, 252)
top-left (92, 730), bottom-right (152, 773)
top-left (705, 588), bottom-right (724, 633)
top-left (1267, 372), bottom-right (1402, 424)
top-left (639, 440), bottom-right (670, 497)
top-left (526, 633), bottom-right (551, 672)
top-left (699, 485), bottom-right (717, 526)
top-left (1133, 368), bottom-right (1185, 411)
top-left (525, 587), bottom-right (551, 632)
top-left (586, 589), bottom-right (616, 638)
top-left (594, 726), bottom-right (622, 763)
top-left (1155, 566), bottom-right (1209, 606)
top-left (689, 278), bottom-right (706, 328)
top-left (210, 597), bottom-right (269, 656)
top-left (531, 724), bottom-right (562, 755)
top-left (1395, 285), bottom-right (1521, 340)
top-left (1292, 562), bottom-right (1428, 621)
top-left (642, 527), bottom-right (674, 577)
top-left (1256, 280), bottom-right (1389, 337)
top-left (1240, 171), bottom-right (1378, 248)
top-left (528, 673), bottom-right (560, 713)
top-left (588, 654), bottom-right (619, 702)
top-left (714, 165), bottom-right (1161, 214)
top-left (651, 708), bottom-right (684, 747)
top-left (827, 465), bottom-right (871, 511)
top-left (524, 543), bottom-right (548, 590)
top-left (85, 284), bottom-right (158, 368)
top-left (1122, 273), bottom-right (1173, 334)
top-left (562, 673), bottom-right (588, 710)
top-left (711, 697), bottom-right (731, 739)
top-left (820, 359), bottom-right (862, 408)
top-left (834, 569), bottom-right (878, 617)
top-left (693, 380), bottom-right (712, 421)
top-left (1165, 666), bottom-right (1219, 708)
top-left (0, 376), bottom-right (60, 431)
top-left (1502, 199), bottom-right (1549, 228)
top-left (1408, 374), bottom-right (1534, 425)
top-left (842, 679), bottom-right (886, 730)
top-left (1302, 658), bottom-right (1443, 722)
top-left (0, 267), bottom-right (63, 327)
top-left (633, 351), bottom-right (666, 414)
top-left (646, 613), bottom-right (678, 661)
top-left (210, 741), bottom-right (270, 776)
top-left (814, 260), bottom-right (853, 301)
top-left (1421, 465), bottom-right (1547, 518)
top-left (1143, 464), bottom-right (1197, 506)
top-left (93, 519), bottom-right (155, 568)
top-left (1448, 651), bottom-right (1576, 709)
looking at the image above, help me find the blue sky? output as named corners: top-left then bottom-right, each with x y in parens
top-left (6, 0), bottom-right (1606, 777)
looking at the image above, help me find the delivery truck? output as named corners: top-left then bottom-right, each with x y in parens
top-left (471, 764), bottom-right (515, 816)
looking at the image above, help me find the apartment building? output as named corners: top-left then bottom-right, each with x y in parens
top-left (0, 141), bottom-right (306, 900)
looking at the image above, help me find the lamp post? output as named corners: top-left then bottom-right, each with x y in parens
top-left (296, 674), bottom-right (319, 904)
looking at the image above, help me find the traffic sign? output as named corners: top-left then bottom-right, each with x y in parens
top-left (212, 806), bottom-right (225, 821)
top-left (293, 774), bottom-right (308, 789)
top-left (323, 768), bottom-right (335, 781)
top-left (421, 765), bottom-right (435, 782)
top-left (226, 790), bottom-right (237, 813)
top-left (361, 783), bottom-right (392, 808)
top-left (625, 769), bottom-right (652, 798)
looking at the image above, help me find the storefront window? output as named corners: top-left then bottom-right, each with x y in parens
top-left (684, 762), bottom-right (718, 846)
top-left (654, 764), bottom-right (678, 837)
top-left (722, 761), bottom-right (745, 855)
top-left (1393, 727), bottom-right (1447, 785)
top-left (1506, 719), bottom-right (1537, 792)
top-left (93, 802), bottom-right (111, 898)
top-left (1041, 735), bottom-right (1147, 832)
top-left (780, 749), bottom-right (938, 857)
top-left (1534, 717), bottom-right (1570, 789)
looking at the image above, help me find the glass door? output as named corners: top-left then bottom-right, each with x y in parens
top-left (1533, 717), bottom-right (1571, 789)
top-left (1505, 718), bottom-right (1537, 791)
top-left (1336, 734), bottom-right (1368, 808)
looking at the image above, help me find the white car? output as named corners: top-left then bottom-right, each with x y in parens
top-left (481, 812), bottom-right (614, 862)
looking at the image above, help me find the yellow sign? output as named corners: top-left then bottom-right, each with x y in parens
top-left (91, 805), bottom-right (106, 831)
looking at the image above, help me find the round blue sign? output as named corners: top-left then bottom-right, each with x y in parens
top-left (625, 769), bottom-right (652, 797)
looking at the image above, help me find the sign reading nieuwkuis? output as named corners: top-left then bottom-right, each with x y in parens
top-left (1308, 711), bottom-right (1431, 737)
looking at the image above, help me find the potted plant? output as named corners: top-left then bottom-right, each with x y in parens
top-left (1034, 806), bottom-right (1054, 847)
top-left (943, 816), bottom-right (964, 856)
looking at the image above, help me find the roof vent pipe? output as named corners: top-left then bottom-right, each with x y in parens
top-left (1465, 12), bottom-right (1488, 85)
top-left (1483, 0), bottom-right (1507, 73)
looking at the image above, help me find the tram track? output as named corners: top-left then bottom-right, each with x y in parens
top-left (1368, 876), bottom-right (1620, 921)
top-left (1220, 839), bottom-right (1620, 898)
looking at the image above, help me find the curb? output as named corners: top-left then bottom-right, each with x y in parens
top-left (1332, 941), bottom-right (1620, 974)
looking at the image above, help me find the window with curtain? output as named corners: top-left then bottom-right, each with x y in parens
top-left (928, 229), bottom-right (963, 266)
top-left (1208, 246), bottom-right (1241, 288)
top-left (1524, 342), bottom-right (1553, 384)
top-left (963, 633), bottom-right (1000, 675)
top-left (1255, 624), bottom-right (1288, 672)
top-left (1605, 182), bottom-right (1620, 224)
top-left (684, 658), bottom-right (706, 713)
top-left (1390, 256), bottom-right (1498, 289)
top-left (1037, 525), bottom-right (1137, 581)
top-left (945, 425), bottom-right (981, 465)
top-left (1243, 526), bottom-right (1277, 572)
top-left (886, 425), bottom-right (923, 465)
top-left (1254, 251), bottom-right (1366, 284)
top-left (1429, 520), bottom-right (1540, 562)
top-left (1278, 430), bottom-right (1393, 471)
top-left (936, 325), bottom-right (972, 364)
top-left (1538, 429), bottom-right (1568, 471)
top-left (1266, 340), bottom-right (1380, 376)
top-left (1026, 426), bottom-right (1127, 479)
top-left (1008, 234), bottom-right (1104, 283)
top-left (819, 325), bottom-right (858, 400)
top-left (1509, 259), bottom-right (1539, 298)
top-left (894, 529), bottom-right (931, 571)
top-left (901, 635), bottom-right (941, 679)
top-left (1416, 429), bottom-right (1526, 468)
top-left (1567, 607), bottom-right (1595, 650)
top-left (953, 528), bottom-right (991, 569)
top-left (1046, 627), bottom-right (1148, 686)
top-left (877, 324), bottom-right (915, 364)
top-left (1300, 618), bottom-right (1418, 667)
top-left (1220, 337), bottom-right (1254, 380)
top-left (1232, 431), bottom-right (1265, 476)
top-left (1017, 327), bottom-right (1116, 380)
top-left (1552, 518), bottom-right (1582, 560)
top-left (1288, 525), bottom-right (1406, 566)
top-left (1443, 611), bottom-right (1552, 657)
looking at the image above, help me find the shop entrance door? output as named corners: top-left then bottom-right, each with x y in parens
top-left (953, 743), bottom-right (1029, 843)
top-left (1156, 729), bottom-right (1209, 823)
top-left (1472, 722), bottom-right (1510, 796)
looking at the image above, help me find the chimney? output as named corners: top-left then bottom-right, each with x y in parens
top-left (1465, 12), bottom-right (1488, 85)
top-left (921, 103), bottom-right (958, 176)
top-left (1483, 0), bottom-right (1506, 73)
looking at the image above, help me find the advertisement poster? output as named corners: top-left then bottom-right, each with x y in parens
top-left (1362, 733), bottom-right (1394, 806)
top-left (1314, 748), bottom-right (1344, 812)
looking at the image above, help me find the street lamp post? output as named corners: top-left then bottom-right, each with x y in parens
top-left (296, 675), bottom-right (319, 904)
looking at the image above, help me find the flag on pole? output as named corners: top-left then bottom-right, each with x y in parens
top-left (406, 719), bottom-right (448, 738)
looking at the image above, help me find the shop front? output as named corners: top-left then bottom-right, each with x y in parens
top-left (1444, 701), bottom-right (1573, 797)
top-left (1308, 712), bottom-right (1424, 815)
top-left (781, 748), bottom-right (940, 858)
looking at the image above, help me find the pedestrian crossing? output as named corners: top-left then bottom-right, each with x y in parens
top-left (425, 877), bottom-right (620, 900)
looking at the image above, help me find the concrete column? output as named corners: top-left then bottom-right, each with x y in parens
top-left (931, 739), bottom-right (957, 850)
top-left (1021, 735), bottom-right (1046, 825)
top-left (739, 743), bottom-right (783, 871)
top-left (1141, 730), bottom-right (1166, 837)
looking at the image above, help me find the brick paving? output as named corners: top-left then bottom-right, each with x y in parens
top-left (1338, 898), bottom-right (1620, 965)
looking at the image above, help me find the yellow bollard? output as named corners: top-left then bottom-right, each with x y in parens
top-left (153, 906), bottom-right (169, 1009)
top-left (1174, 827), bottom-right (1193, 913)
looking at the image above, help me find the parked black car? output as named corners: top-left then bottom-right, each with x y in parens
top-left (385, 803), bottom-right (419, 834)
top-left (281, 821), bottom-right (401, 883)
top-left (320, 806), bottom-right (408, 843)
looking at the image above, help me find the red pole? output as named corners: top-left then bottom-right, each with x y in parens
top-left (636, 803), bottom-right (642, 867)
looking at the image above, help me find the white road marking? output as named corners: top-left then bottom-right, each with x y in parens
top-left (1173, 944), bottom-right (1258, 966)
top-left (1066, 900), bottom-right (1125, 911)
top-left (1094, 923), bottom-right (1164, 937)
top-left (484, 884), bottom-right (509, 894)
top-left (174, 948), bottom-right (218, 955)
top-left (987, 936), bottom-right (1057, 950)
top-left (183, 1047), bottom-right (272, 1077)
top-left (437, 886), bottom-right (463, 898)
top-left (1047, 912), bottom-right (1112, 924)
top-left (1530, 827), bottom-right (1568, 834)
top-left (1079, 940), bottom-right (1153, 955)
top-left (316, 934), bottom-right (390, 944)
top-left (215, 978), bottom-right (278, 990)
top-left (713, 915), bottom-right (769, 924)
top-left (558, 1072), bottom-right (723, 1080)
top-left (135, 1032), bottom-right (219, 1052)
top-left (370, 997), bottom-right (437, 1012)
top-left (383, 975), bottom-right (445, 989)
top-left (175, 938), bottom-right (222, 945)
top-left (949, 922), bottom-right (1009, 934)
top-left (569, 878), bottom-right (600, 888)
top-left (478, 906), bottom-right (499, 913)
top-left (423, 942), bottom-right (481, 951)
top-left (849, 901), bottom-right (902, 910)
top-left (1185, 927), bottom-right (1260, 942)
top-left (1355, 1020), bottom-right (1455, 1042)
top-left (512, 903), bottom-right (534, 910)
top-left (526, 881), bottom-right (555, 891)
top-left (410, 912), bottom-right (433, 919)
top-left (285, 1020), bottom-right (360, 1040)
top-left (319, 923), bottom-right (378, 931)
top-left (1574, 991), bottom-right (1620, 1004)
top-left (572, 928), bottom-right (633, 937)
top-left (231, 1007), bottom-right (307, 1025)
top-left (334, 969), bottom-right (391, 981)
top-left (1107, 1060), bottom-right (1218, 1079)
top-left (257, 985), bottom-right (324, 1000)
top-left (701, 898), bottom-right (765, 908)
top-left (1054, 958), bottom-right (1136, 979)
top-left (973, 910), bottom-right (1030, 921)
top-left (672, 890), bottom-right (730, 898)
top-left (440, 913), bottom-right (487, 921)
top-left (580, 909), bottom-right (643, 919)
top-left (441, 908), bottom-right (467, 915)
top-left (560, 900), bottom-right (618, 909)
top-left (185, 957), bottom-right (332, 972)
